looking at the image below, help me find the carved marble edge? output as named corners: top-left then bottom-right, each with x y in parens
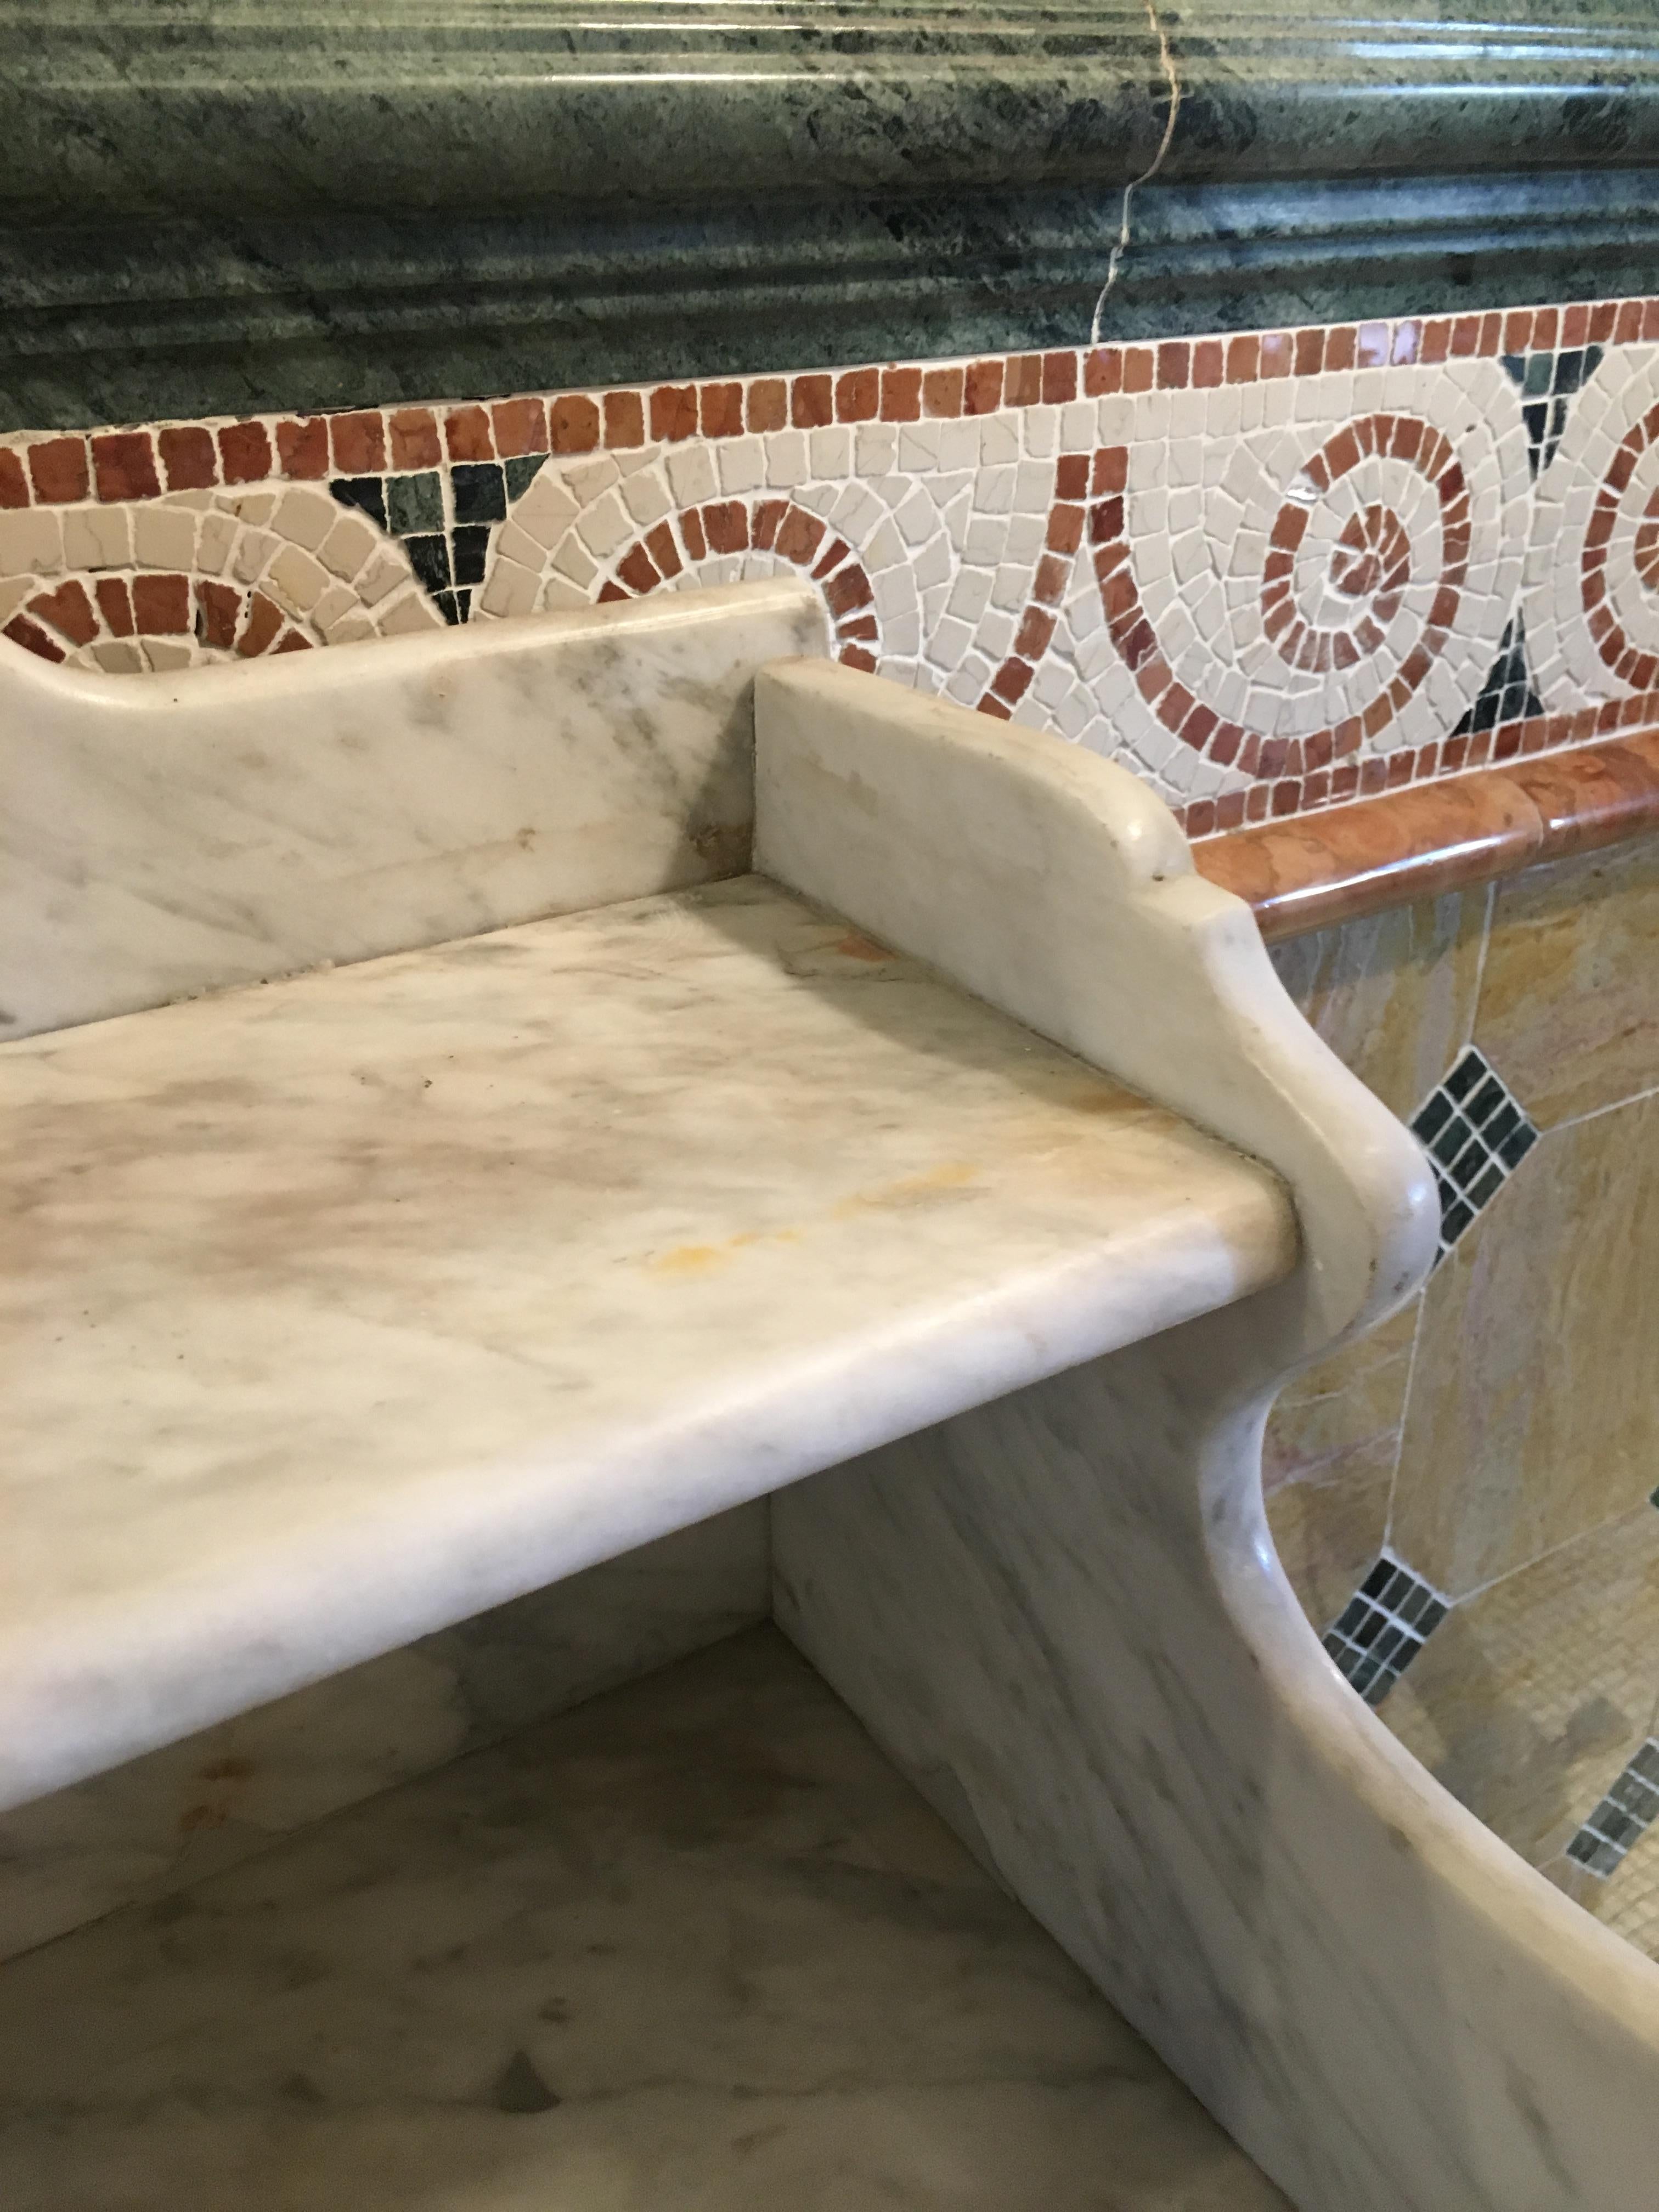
top-left (1194, 727), bottom-right (1659, 940)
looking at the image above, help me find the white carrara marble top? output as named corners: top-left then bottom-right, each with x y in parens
top-left (1, 876), bottom-right (1295, 1809)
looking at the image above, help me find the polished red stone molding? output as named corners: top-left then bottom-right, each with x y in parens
top-left (1193, 728), bottom-right (1659, 938)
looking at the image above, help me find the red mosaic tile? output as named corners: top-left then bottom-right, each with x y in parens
top-left (774, 506), bottom-right (825, 566)
top-left (1156, 341), bottom-right (1190, 390)
top-left (194, 579), bottom-right (240, 651)
top-left (1477, 311), bottom-right (1504, 353)
top-left (29, 580), bottom-right (97, 647)
top-left (1418, 319), bottom-right (1449, 365)
top-left (330, 413), bottom-right (384, 475)
top-left (963, 360), bottom-right (1004, 416)
top-left (681, 507), bottom-right (707, 560)
top-left (921, 366), bottom-right (963, 418)
top-left (1259, 331), bottom-right (1293, 377)
top-left (791, 374), bottom-right (833, 429)
top-left (701, 382), bottom-right (743, 438)
top-left (443, 407), bottom-right (494, 463)
top-left (549, 395), bottom-right (601, 455)
top-left (389, 409), bottom-right (441, 471)
top-left (276, 417), bottom-right (329, 478)
top-left (26, 437), bottom-right (88, 504)
top-left (746, 380), bottom-right (787, 434)
top-left (1503, 310), bottom-right (1536, 353)
top-left (839, 644), bottom-right (877, 673)
top-left (646, 520), bottom-right (683, 578)
top-left (1122, 347), bottom-right (1155, 394)
top-left (602, 391), bottom-right (645, 448)
top-left (158, 425), bottom-right (218, 492)
top-left (1531, 308), bottom-right (1560, 350)
top-left (1590, 301), bottom-right (1619, 342)
top-left (1645, 301), bottom-right (1659, 342)
top-left (5, 613), bottom-right (63, 662)
top-left (273, 629), bottom-right (312, 654)
top-left (218, 420), bottom-right (273, 486)
top-left (703, 500), bottom-right (748, 554)
top-left (132, 573), bottom-right (190, 635)
top-left (493, 397), bottom-right (550, 457)
top-left (97, 577), bottom-right (134, 637)
top-left (92, 431), bottom-right (160, 501)
top-left (1224, 335), bottom-right (1259, 384)
top-left (0, 449), bottom-right (26, 508)
top-left (617, 545), bottom-right (661, 594)
top-left (1004, 355), bottom-right (1042, 407)
top-left (1084, 348), bottom-right (1122, 397)
top-left (1041, 352), bottom-right (1077, 404)
top-left (1293, 328), bottom-right (1324, 377)
top-left (835, 368), bottom-right (879, 422)
top-left (881, 366), bottom-right (922, 421)
top-left (236, 590), bottom-right (284, 657)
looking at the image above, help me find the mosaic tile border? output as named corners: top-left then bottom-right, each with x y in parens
top-left (1566, 1740), bottom-right (1659, 1879)
top-left (6, 297), bottom-right (1659, 832)
top-left (1409, 1048), bottom-right (1539, 1259)
top-left (1323, 1550), bottom-right (1452, 1708)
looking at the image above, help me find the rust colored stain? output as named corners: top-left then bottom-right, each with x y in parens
top-left (833, 930), bottom-right (892, 963)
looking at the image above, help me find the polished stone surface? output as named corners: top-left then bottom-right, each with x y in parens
top-left (0, 870), bottom-right (1296, 1809)
top-left (4, 7), bottom-right (1659, 424)
top-left (0, 1626), bottom-right (1290, 2211)
top-left (0, 578), bottom-right (824, 1038)
top-left (1391, 1088), bottom-right (1659, 1597)
top-left (1195, 730), bottom-right (1659, 944)
top-left (1474, 831), bottom-right (1659, 1128)
top-left (0, 1505), bottom-right (766, 1965)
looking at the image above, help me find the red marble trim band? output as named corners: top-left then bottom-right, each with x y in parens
top-left (1193, 728), bottom-right (1659, 940)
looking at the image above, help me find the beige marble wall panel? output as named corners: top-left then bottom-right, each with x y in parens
top-left (1474, 833), bottom-right (1659, 1128)
top-left (1391, 1091), bottom-right (1659, 1595)
top-left (1268, 888), bottom-right (1489, 1119)
top-left (1385, 1506), bottom-right (1659, 1869)
top-left (1263, 1297), bottom-right (1418, 1627)
top-left (1266, 1457), bottom-right (1395, 1632)
top-left (0, 1503), bottom-right (768, 1965)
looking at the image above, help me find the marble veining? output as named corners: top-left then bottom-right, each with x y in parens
top-left (0, 577), bottom-right (824, 1037)
top-left (0, 1627), bottom-right (1289, 2210)
top-left (0, 1505), bottom-right (767, 1965)
top-left (0, 872), bottom-right (1295, 1809)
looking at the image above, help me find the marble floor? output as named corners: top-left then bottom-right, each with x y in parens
top-left (0, 1625), bottom-right (1285, 2211)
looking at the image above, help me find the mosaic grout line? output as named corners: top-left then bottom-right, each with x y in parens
top-left (1566, 1740), bottom-right (1659, 1880)
top-left (1322, 1550), bottom-right (1452, 1708)
top-left (4, 299), bottom-right (1659, 831)
top-left (1408, 1047), bottom-right (1539, 1259)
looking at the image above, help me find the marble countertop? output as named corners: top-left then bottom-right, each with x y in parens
top-left (0, 873), bottom-right (1295, 1809)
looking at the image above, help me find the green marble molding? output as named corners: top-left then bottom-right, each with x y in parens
top-left (2, 2), bottom-right (1658, 427)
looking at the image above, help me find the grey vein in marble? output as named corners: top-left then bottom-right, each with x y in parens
top-left (0, 873), bottom-right (1295, 1809)
top-left (0, 1626), bottom-right (1289, 2211)
top-left (0, 1504), bottom-right (766, 1965)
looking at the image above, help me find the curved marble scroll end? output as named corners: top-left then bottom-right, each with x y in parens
top-left (754, 656), bottom-right (1437, 1366)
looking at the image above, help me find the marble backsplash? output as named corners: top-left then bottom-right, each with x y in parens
top-left (1264, 826), bottom-right (1659, 1956)
top-left (0, 1504), bottom-right (768, 1964)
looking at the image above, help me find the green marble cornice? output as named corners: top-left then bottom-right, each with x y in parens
top-left (2, 3), bottom-right (1657, 426)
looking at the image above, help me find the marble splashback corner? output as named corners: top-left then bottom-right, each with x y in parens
top-left (0, 1504), bottom-right (769, 1966)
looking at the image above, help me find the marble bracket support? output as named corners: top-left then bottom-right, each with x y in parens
top-left (753, 661), bottom-right (1659, 2205)
top-left (0, 577), bottom-right (826, 1037)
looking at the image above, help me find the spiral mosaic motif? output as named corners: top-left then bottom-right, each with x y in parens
top-left (978, 376), bottom-right (1526, 792)
top-left (1525, 346), bottom-right (1659, 709)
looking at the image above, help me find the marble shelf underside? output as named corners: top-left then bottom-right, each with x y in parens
top-left (0, 871), bottom-right (1296, 1813)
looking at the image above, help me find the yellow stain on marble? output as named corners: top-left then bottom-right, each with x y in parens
top-left (1384, 1503), bottom-right (1659, 1870)
top-left (1474, 833), bottom-right (1659, 1128)
top-left (1390, 1091), bottom-right (1659, 1596)
top-left (1268, 886), bottom-right (1488, 1119)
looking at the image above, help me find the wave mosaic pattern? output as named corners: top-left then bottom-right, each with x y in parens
top-left (4, 300), bottom-right (1659, 831)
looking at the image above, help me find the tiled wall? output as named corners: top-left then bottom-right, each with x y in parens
top-left (1265, 828), bottom-right (1659, 1954)
top-left (5, 300), bottom-right (1659, 832)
